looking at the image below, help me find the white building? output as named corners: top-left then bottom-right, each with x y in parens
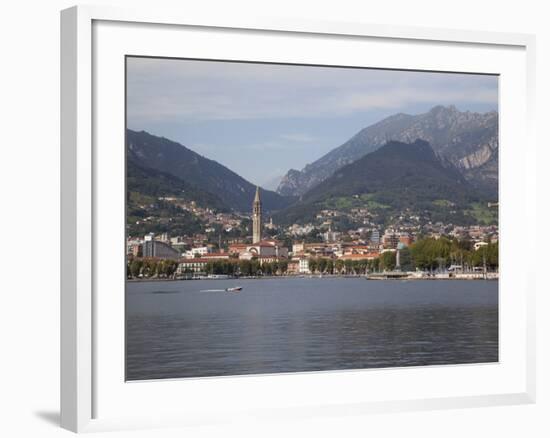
top-left (177, 259), bottom-right (208, 275)
top-left (322, 227), bottom-right (341, 243)
top-left (184, 246), bottom-right (212, 258)
top-left (298, 258), bottom-right (310, 274)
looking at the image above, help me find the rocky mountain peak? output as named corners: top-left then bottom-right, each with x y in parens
top-left (276, 105), bottom-right (498, 198)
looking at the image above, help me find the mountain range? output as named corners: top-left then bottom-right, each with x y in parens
top-left (127, 104), bottom-right (498, 229)
top-left (276, 105), bottom-right (498, 198)
top-left (127, 129), bottom-right (293, 213)
top-left (127, 160), bottom-right (228, 211)
top-left (275, 139), bottom-right (490, 225)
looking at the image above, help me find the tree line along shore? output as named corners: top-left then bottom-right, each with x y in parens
top-left (127, 237), bottom-right (498, 280)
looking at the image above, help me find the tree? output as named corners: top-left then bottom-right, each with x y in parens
top-left (354, 259), bottom-right (368, 275)
top-left (398, 247), bottom-right (414, 271)
top-left (368, 258), bottom-right (380, 272)
top-left (318, 258), bottom-right (328, 274)
top-left (344, 259), bottom-right (354, 274)
top-left (250, 259), bottom-right (261, 276)
top-left (240, 260), bottom-right (252, 276)
top-left (380, 251), bottom-right (396, 271)
top-left (309, 259), bottom-right (318, 274)
top-left (129, 259), bottom-right (143, 278)
top-left (471, 242), bottom-right (498, 270)
top-left (410, 237), bottom-right (452, 270)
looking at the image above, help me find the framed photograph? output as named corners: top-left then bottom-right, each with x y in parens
top-left (61, 5), bottom-right (536, 433)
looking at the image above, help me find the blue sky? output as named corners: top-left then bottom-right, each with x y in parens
top-left (126, 57), bottom-right (498, 188)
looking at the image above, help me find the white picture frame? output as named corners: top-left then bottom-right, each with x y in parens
top-left (60, 5), bottom-right (537, 433)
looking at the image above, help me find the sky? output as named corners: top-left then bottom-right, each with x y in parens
top-left (126, 57), bottom-right (498, 188)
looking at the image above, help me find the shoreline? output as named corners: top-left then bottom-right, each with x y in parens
top-left (127, 274), bottom-right (499, 283)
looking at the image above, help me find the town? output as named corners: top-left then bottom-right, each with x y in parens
top-left (127, 187), bottom-right (499, 281)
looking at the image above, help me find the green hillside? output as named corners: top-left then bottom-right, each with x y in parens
top-left (276, 140), bottom-right (493, 226)
top-left (127, 129), bottom-right (293, 213)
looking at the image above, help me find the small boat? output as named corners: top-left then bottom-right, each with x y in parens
top-left (225, 287), bottom-right (242, 292)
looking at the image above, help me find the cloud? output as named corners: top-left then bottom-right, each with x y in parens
top-left (331, 87), bottom-right (497, 113)
top-left (126, 57), bottom-right (498, 124)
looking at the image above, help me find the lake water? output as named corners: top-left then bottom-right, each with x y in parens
top-left (126, 278), bottom-right (498, 380)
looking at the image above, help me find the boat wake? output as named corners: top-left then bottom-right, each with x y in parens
top-left (200, 287), bottom-right (242, 293)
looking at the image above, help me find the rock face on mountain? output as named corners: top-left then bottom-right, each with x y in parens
top-left (127, 129), bottom-right (292, 212)
top-left (277, 105), bottom-right (498, 197)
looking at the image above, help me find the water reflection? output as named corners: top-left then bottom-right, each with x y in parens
top-left (126, 278), bottom-right (498, 380)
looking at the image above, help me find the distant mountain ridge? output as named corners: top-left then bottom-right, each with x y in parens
top-left (276, 139), bottom-right (491, 226)
top-left (303, 139), bottom-right (475, 204)
top-left (127, 129), bottom-right (292, 213)
top-left (127, 160), bottom-right (228, 211)
top-left (277, 105), bottom-right (498, 197)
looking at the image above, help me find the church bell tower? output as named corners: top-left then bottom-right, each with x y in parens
top-left (252, 186), bottom-right (262, 243)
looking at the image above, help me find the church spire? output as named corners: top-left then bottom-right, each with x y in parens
top-left (252, 186), bottom-right (262, 243)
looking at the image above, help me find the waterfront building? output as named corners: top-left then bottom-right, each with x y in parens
top-left (302, 242), bottom-right (336, 257)
top-left (339, 253), bottom-right (379, 261)
top-left (398, 232), bottom-right (414, 247)
top-left (177, 259), bottom-right (208, 275)
top-left (228, 243), bottom-right (249, 257)
top-left (142, 233), bottom-right (180, 259)
top-left (252, 186), bottom-right (262, 243)
top-left (183, 245), bottom-right (213, 258)
top-left (339, 247), bottom-right (380, 260)
top-left (370, 229), bottom-right (380, 244)
top-left (170, 235), bottom-right (192, 251)
top-left (241, 239), bottom-right (289, 259)
top-left (298, 257), bottom-right (310, 274)
top-left (292, 242), bottom-right (305, 254)
top-left (129, 244), bottom-right (142, 257)
top-left (342, 245), bottom-right (370, 255)
top-left (201, 252), bottom-right (230, 261)
top-left (382, 231), bottom-right (399, 249)
top-left (126, 238), bottom-right (142, 257)
top-left (287, 260), bottom-right (300, 275)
